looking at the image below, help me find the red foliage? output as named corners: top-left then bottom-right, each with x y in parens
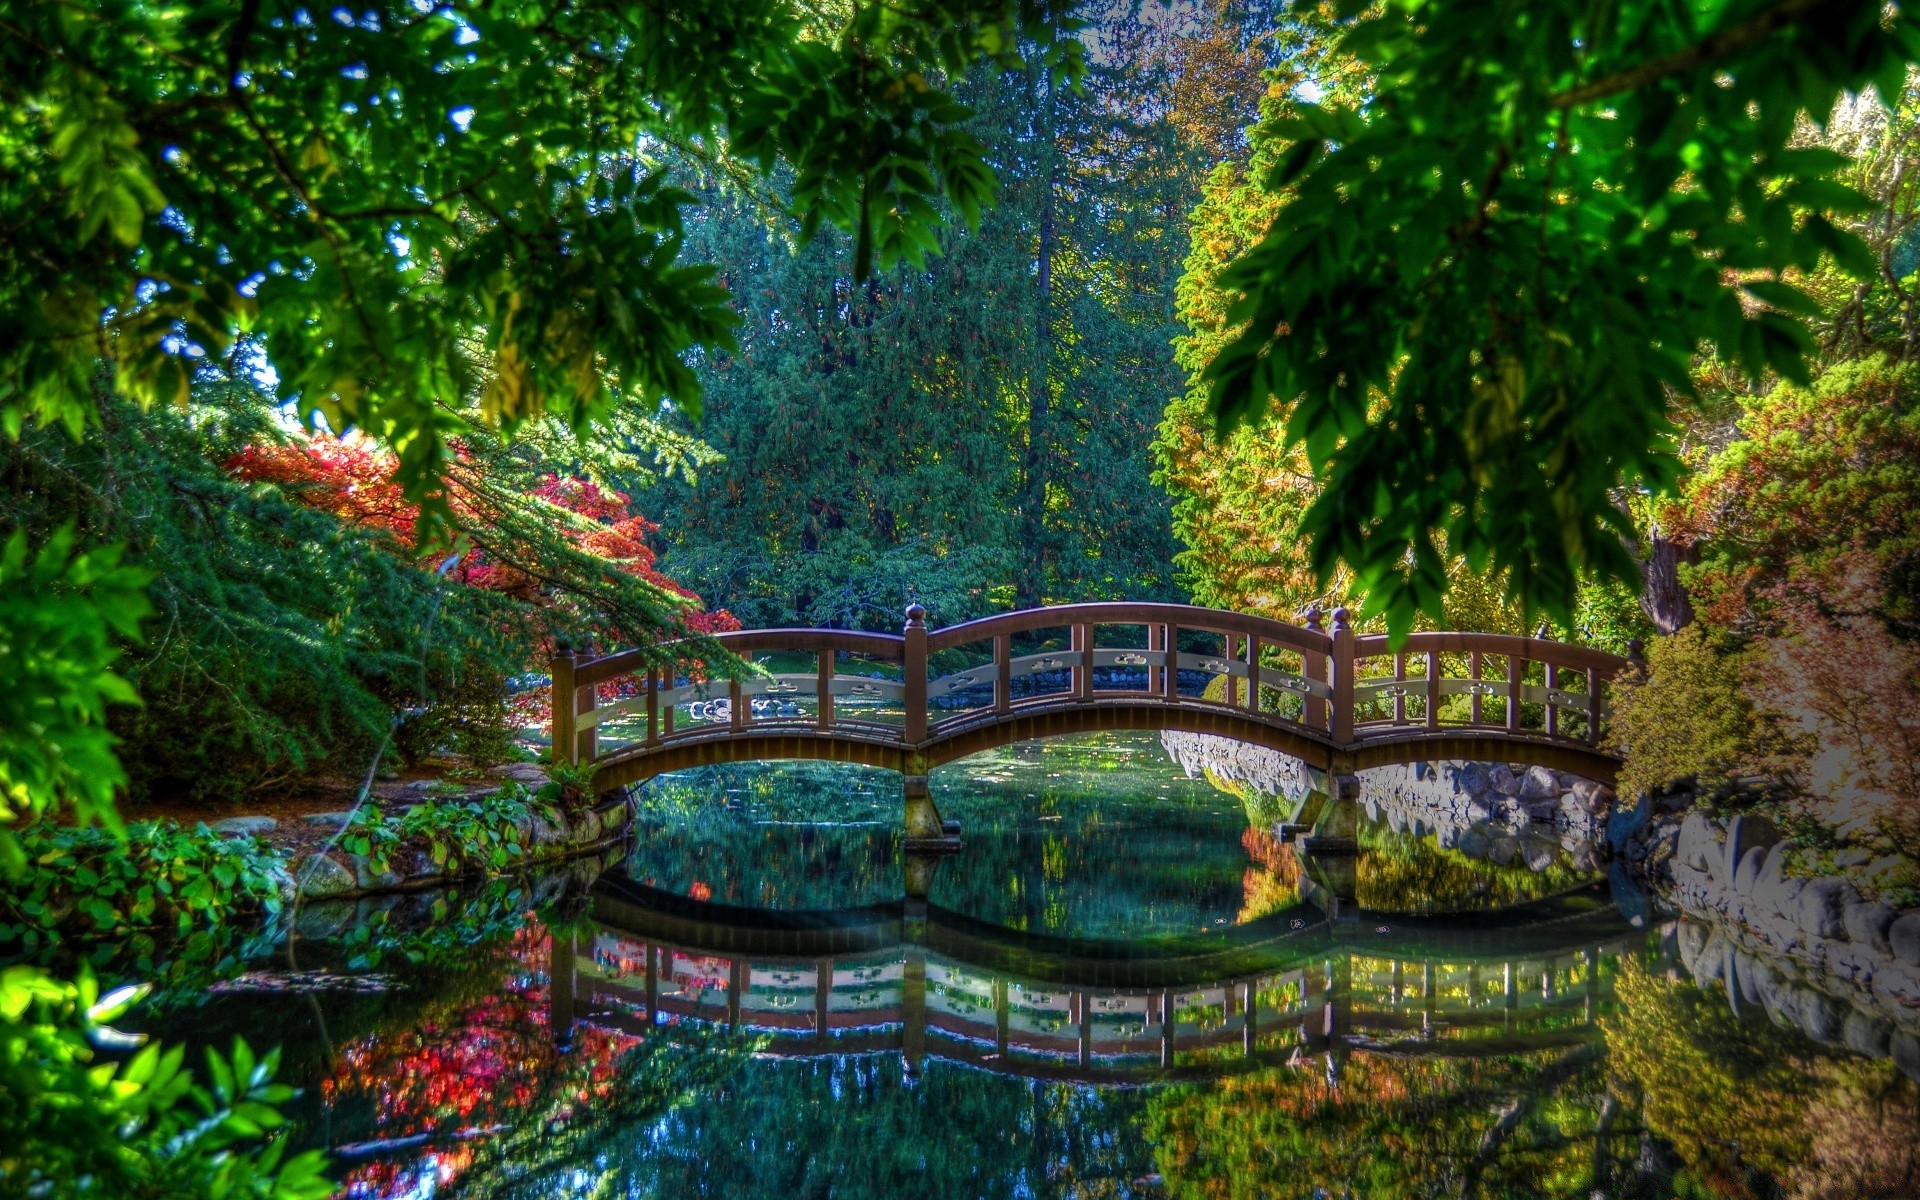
top-left (228, 433), bottom-right (739, 636)
top-left (320, 925), bottom-right (639, 1198)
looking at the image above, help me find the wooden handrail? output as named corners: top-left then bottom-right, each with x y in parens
top-left (552, 602), bottom-right (1632, 769)
top-left (926, 602), bottom-right (1333, 655)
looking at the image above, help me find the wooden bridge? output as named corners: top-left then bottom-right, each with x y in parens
top-left (541, 875), bottom-right (1645, 1084)
top-left (552, 603), bottom-right (1631, 819)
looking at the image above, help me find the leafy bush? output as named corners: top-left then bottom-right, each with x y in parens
top-left (0, 967), bottom-right (332, 1198)
top-left (338, 783), bottom-right (559, 878)
top-left (0, 820), bottom-right (285, 948)
top-left (1610, 626), bottom-right (1802, 801)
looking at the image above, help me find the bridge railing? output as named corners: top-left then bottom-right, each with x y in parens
top-left (550, 603), bottom-right (1633, 767)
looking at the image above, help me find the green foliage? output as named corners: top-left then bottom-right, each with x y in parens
top-left (0, 967), bottom-right (332, 1198)
top-left (0, 524), bottom-right (151, 870)
top-left (1603, 958), bottom-right (1817, 1191)
top-left (1674, 353), bottom-right (1920, 631)
top-left (1, 0), bottom-right (1083, 533)
top-left (651, 10), bottom-right (1245, 623)
top-left (0, 820), bottom-right (284, 949)
top-left (1610, 626), bottom-right (1799, 799)
top-left (2, 389), bottom-right (532, 797)
top-left (338, 782), bottom-right (557, 877)
top-left (1202, 0), bottom-right (1915, 636)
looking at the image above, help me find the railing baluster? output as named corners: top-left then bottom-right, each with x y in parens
top-left (1247, 635), bottom-right (1262, 716)
top-left (1304, 607), bottom-right (1326, 731)
top-left (817, 649), bottom-right (833, 731)
top-left (995, 633), bottom-right (1011, 714)
top-left (1470, 649), bottom-right (1484, 725)
top-left (1224, 632), bottom-right (1239, 708)
top-left (1544, 662), bottom-right (1559, 739)
top-left (1392, 651), bottom-right (1407, 726)
top-left (1425, 650), bottom-right (1440, 731)
top-left (1073, 623), bottom-right (1092, 702)
top-left (646, 665), bottom-right (659, 746)
top-left (1508, 654), bottom-right (1527, 733)
top-left (730, 673), bottom-right (744, 733)
top-left (1586, 666), bottom-right (1600, 746)
top-left (1159, 625), bottom-right (1175, 702)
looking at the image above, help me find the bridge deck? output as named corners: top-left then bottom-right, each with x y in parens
top-left (553, 602), bottom-right (1632, 789)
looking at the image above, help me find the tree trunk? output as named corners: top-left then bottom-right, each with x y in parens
top-left (1015, 66), bottom-right (1057, 612)
top-left (1638, 523), bottom-right (1697, 635)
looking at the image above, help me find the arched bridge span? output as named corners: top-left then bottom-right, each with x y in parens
top-left (552, 602), bottom-right (1631, 797)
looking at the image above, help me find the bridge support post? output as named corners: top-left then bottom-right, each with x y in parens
top-left (902, 947), bottom-right (927, 1083)
top-left (903, 774), bottom-right (961, 853)
top-left (1299, 774), bottom-right (1360, 904)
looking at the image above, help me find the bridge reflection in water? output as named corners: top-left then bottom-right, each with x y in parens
top-left (547, 877), bottom-right (1646, 1086)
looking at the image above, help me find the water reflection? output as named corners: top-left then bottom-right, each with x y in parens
top-left (574, 877), bottom-right (1638, 1086)
top-left (88, 736), bottom-right (1920, 1197)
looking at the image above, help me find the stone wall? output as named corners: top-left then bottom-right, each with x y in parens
top-left (1357, 760), bottom-right (1612, 873)
top-left (1158, 731), bottom-right (1322, 807)
top-left (1156, 733), bottom-right (1613, 871)
top-left (1657, 811), bottom-right (1920, 1077)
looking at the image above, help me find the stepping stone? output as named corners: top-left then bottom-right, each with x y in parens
top-left (302, 811), bottom-right (355, 827)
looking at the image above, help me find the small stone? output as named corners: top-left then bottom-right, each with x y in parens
top-left (292, 854), bottom-right (355, 899)
top-left (1733, 845), bottom-right (1768, 897)
top-left (1797, 878), bottom-right (1858, 940)
top-left (1723, 814), bottom-right (1780, 882)
top-left (211, 816), bottom-right (277, 836)
top-left (1488, 763), bottom-right (1519, 796)
top-left (1895, 1032), bottom-right (1920, 1084)
top-left (1890, 913), bottom-right (1920, 966)
top-left (1843, 1010), bottom-right (1893, 1058)
top-left (1570, 779), bottom-right (1609, 813)
top-left (293, 901), bottom-right (354, 941)
top-left (1677, 813), bottom-right (1713, 871)
top-left (1835, 847), bottom-right (1873, 869)
top-left (303, 811), bottom-right (354, 827)
top-left (347, 853), bottom-right (401, 890)
top-left (1795, 989), bottom-right (1845, 1045)
top-left (1519, 765), bottom-right (1558, 801)
top-left (1844, 901), bottom-right (1898, 956)
top-left (1454, 762), bottom-right (1490, 796)
top-left (1490, 836), bottom-right (1520, 866)
top-left (1524, 842), bottom-right (1557, 873)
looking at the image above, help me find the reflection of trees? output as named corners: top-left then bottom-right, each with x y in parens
top-left (1143, 1049), bottom-right (1616, 1199)
top-left (1238, 826), bottom-right (1301, 923)
top-left (1603, 959), bottom-right (1920, 1199)
top-left (600, 1052), bottom-right (1152, 1198)
top-left (633, 736), bottom-right (1257, 938)
top-left (1356, 824), bottom-right (1589, 914)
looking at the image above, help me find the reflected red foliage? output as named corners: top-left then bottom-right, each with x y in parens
top-left (319, 925), bottom-right (638, 1198)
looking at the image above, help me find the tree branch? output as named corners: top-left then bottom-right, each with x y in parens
top-left (1549, 0), bottom-right (1836, 110)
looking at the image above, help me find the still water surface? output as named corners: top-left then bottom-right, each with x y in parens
top-left (126, 734), bottom-right (1918, 1198)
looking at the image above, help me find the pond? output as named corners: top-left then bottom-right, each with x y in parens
top-left (102, 735), bottom-right (1920, 1197)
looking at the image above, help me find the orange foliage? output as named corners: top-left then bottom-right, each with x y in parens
top-left (228, 433), bottom-right (739, 636)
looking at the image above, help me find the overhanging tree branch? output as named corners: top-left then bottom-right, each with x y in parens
top-left (1549, 0), bottom-right (1835, 109)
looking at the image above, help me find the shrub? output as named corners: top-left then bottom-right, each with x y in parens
top-left (1610, 626), bottom-right (1802, 800)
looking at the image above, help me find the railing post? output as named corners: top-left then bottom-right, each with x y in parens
top-left (817, 648), bottom-right (834, 730)
top-left (1247, 635), bottom-right (1262, 716)
top-left (1425, 649), bottom-right (1440, 731)
top-left (1302, 607), bottom-right (1327, 731)
top-left (1330, 607), bottom-right (1354, 746)
top-left (904, 603), bottom-right (928, 744)
top-left (551, 645), bottom-right (578, 765)
top-left (1508, 651), bottom-right (1528, 733)
top-left (994, 633), bottom-right (1011, 715)
top-left (1072, 622), bottom-right (1092, 702)
top-left (646, 665), bottom-right (660, 746)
